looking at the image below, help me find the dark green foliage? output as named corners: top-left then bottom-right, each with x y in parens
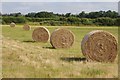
top-left (94, 17), bottom-right (116, 26)
top-left (86, 10), bottom-right (119, 18)
top-left (34, 11), bottom-right (58, 18)
top-left (0, 16), bottom-right (2, 24)
top-left (25, 12), bottom-right (36, 18)
top-left (67, 17), bottom-right (80, 24)
top-left (2, 16), bottom-right (26, 24)
top-left (65, 13), bottom-right (71, 17)
top-left (80, 18), bottom-right (93, 25)
top-left (2, 10), bottom-right (120, 26)
top-left (2, 16), bottom-right (120, 26)
top-left (59, 17), bottom-right (67, 21)
top-left (24, 10), bottom-right (119, 18)
top-left (10, 12), bottom-right (22, 17)
top-left (77, 11), bottom-right (87, 18)
top-left (115, 18), bottom-right (120, 26)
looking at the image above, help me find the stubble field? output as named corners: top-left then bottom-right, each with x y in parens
top-left (2, 25), bottom-right (118, 78)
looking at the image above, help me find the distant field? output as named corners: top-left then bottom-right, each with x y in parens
top-left (2, 25), bottom-right (118, 78)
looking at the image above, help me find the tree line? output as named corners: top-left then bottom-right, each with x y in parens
top-left (1, 10), bottom-right (120, 26)
top-left (2, 10), bottom-right (119, 18)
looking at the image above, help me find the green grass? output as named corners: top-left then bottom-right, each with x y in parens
top-left (80, 67), bottom-right (107, 78)
top-left (2, 25), bottom-right (118, 78)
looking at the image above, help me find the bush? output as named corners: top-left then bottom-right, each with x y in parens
top-left (94, 17), bottom-right (115, 26)
top-left (2, 16), bottom-right (26, 24)
top-left (67, 17), bottom-right (80, 23)
top-left (80, 18), bottom-right (93, 25)
top-left (59, 17), bottom-right (67, 21)
top-left (115, 18), bottom-right (120, 26)
top-left (26, 17), bottom-right (59, 22)
top-left (2, 16), bottom-right (119, 26)
top-left (40, 21), bottom-right (68, 26)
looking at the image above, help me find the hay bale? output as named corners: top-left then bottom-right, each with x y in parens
top-left (81, 30), bottom-right (117, 62)
top-left (32, 27), bottom-right (50, 42)
top-left (10, 22), bottom-right (15, 27)
top-left (50, 28), bottom-right (74, 48)
top-left (23, 24), bottom-right (30, 30)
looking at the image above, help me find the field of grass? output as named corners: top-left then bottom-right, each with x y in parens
top-left (2, 25), bottom-right (118, 78)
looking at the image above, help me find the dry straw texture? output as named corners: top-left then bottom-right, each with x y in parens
top-left (23, 24), bottom-right (31, 30)
top-left (10, 22), bottom-right (15, 27)
top-left (32, 27), bottom-right (50, 42)
top-left (50, 28), bottom-right (74, 49)
top-left (81, 30), bottom-right (117, 62)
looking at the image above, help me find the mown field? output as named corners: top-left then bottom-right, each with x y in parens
top-left (2, 25), bottom-right (118, 78)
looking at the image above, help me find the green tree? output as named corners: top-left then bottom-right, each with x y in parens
top-left (34, 11), bottom-right (57, 18)
top-left (78, 11), bottom-right (86, 18)
top-left (25, 12), bottom-right (36, 18)
top-left (65, 13), bottom-right (71, 17)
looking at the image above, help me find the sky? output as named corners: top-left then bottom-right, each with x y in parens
top-left (1, 0), bottom-right (120, 2)
top-left (118, 1), bottom-right (120, 15)
top-left (2, 2), bottom-right (119, 14)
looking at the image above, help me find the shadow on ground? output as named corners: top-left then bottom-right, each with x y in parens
top-left (60, 57), bottom-right (86, 62)
top-left (23, 40), bottom-right (36, 43)
top-left (42, 46), bottom-right (55, 49)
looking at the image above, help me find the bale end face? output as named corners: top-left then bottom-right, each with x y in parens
top-left (10, 22), bottom-right (15, 27)
top-left (32, 27), bottom-right (50, 42)
top-left (23, 24), bottom-right (31, 30)
top-left (81, 30), bottom-right (117, 62)
top-left (50, 28), bottom-right (74, 49)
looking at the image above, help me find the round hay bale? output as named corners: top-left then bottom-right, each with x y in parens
top-left (10, 22), bottom-right (15, 27)
top-left (32, 27), bottom-right (50, 42)
top-left (50, 28), bottom-right (74, 48)
top-left (23, 24), bottom-right (30, 30)
top-left (81, 30), bottom-right (117, 62)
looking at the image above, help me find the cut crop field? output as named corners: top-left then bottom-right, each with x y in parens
top-left (2, 25), bottom-right (118, 78)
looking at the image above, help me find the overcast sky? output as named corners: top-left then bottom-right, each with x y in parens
top-left (2, 2), bottom-right (119, 14)
top-left (1, 0), bottom-right (119, 2)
